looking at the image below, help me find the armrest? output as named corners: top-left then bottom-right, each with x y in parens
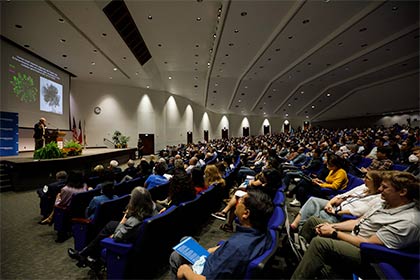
top-left (71, 217), bottom-right (92, 224)
top-left (100, 237), bottom-right (133, 255)
top-left (360, 243), bottom-right (420, 265)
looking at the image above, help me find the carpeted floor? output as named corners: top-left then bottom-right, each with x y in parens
top-left (0, 187), bottom-right (297, 279)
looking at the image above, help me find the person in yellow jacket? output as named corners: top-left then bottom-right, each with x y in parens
top-left (291, 153), bottom-right (348, 207)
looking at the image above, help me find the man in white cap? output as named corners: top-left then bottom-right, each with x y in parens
top-left (34, 117), bottom-right (47, 150)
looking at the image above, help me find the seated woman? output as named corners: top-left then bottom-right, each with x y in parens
top-left (68, 187), bottom-right (161, 268)
top-left (157, 169), bottom-right (196, 207)
top-left (211, 168), bottom-right (281, 232)
top-left (291, 154), bottom-right (348, 206)
top-left (204, 164), bottom-right (226, 188)
top-left (290, 171), bottom-right (383, 231)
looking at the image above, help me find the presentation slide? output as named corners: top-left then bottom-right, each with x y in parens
top-left (0, 38), bottom-right (71, 130)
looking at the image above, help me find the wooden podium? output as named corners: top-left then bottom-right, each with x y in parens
top-left (45, 129), bottom-right (66, 148)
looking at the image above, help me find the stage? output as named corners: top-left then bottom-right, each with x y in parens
top-left (0, 147), bottom-right (136, 192)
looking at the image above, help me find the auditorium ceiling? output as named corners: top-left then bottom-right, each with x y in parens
top-left (1, 0), bottom-right (419, 122)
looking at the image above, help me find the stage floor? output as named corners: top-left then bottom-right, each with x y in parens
top-left (0, 148), bottom-right (132, 163)
top-left (0, 148), bottom-right (137, 191)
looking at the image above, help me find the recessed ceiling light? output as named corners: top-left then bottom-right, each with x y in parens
top-left (213, 34), bottom-right (217, 38)
top-left (195, 54), bottom-right (199, 57)
top-left (209, 48), bottom-right (213, 53)
top-left (148, 15), bottom-right (152, 20)
top-left (215, 83), bottom-right (218, 86)
top-left (273, 89), bottom-right (277, 92)
top-left (241, 93), bottom-right (245, 96)
top-left (24, 44), bottom-right (30, 48)
top-left (326, 63), bottom-right (331, 66)
top-left (60, 39), bottom-right (66, 43)
top-left (62, 54), bottom-right (67, 57)
top-left (259, 66), bottom-right (264, 69)
top-left (228, 43), bottom-right (234, 46)
top-left (158, 44), bottom-right (162, 47)
top-left (225, 54), bottom-right (229, 57)
top-left (135, 72), bottom-right (139, 75)
top-left (194, 85), bottom-right (198, 88)
top-left (91, 62), bottom-right (95, 65)
top-left (221, 62), bottom-right (225, 65)
top-left (93, 49), bottom-right (98, 53)
top-left (392, 6), bottom-right (398, 11)
top-left (311, 105), bottom-right (315, 109)
top-left (15, 24), bottom-right (23, 28)
top-left (244, 86), bottom-right (248, 89)
top-left (306, 116), bottom-right (309, 118)
top-left (89, 72), bottom-right (93, 74)
top-left (359, 27), bottom-right (367, 32)
top-left (267, 58), bottom-right (272, 61)
top-left (211, 103), bottom-right (214, 106)
top-left (327, 93), bottom-right (331, 97)
top-left (307, 62), bottom-right (312, 65)
top-left (109, 77), bottom-right (112, 79)
top-left (123, 57), bottom-right (126, 60)
top-left (288, 36), bottom-right (293, 39)
top-left (301, 91), bottom-right (304, 94)
top-left (168, 76), bottom-right (172, 80)
top-left (275, 48), bottom-right (280, 51)
top-left (146, 85), bottom-right (150, 88)
top-left (113, 68), bottom-right (117, 71)
top-left (302, 19), bottom-right (310, 24)
top-left (234, 29), bottom-right (239, 33)
top-left (345, 67), bottom-right (349, 70)
top-left (285, 114), bottom-right (289, 117)
top-left (338, 42), bottom-right (343, 46)
top-left (164, 61), bottom-right (168, 64)
top-left (64, 66), bottom-right (68, 69)
top-left (195, 68), bottom-right (198, 71)
top-left (241, 11), bottom-right (247, 16)
top-left (235, 105), bottom-right (239, 108)
top-left (194, 76), bottom-right (198, 80)
top-left (102, 33), bottom-right (107, 37)
top-left (58, 18), bottom-right (65, 23)
top-left (288, 103), bottom-right (291, 107)
top-left (402, 63), bottom-right (407, 66)
top-left (363, 58), bottom-right (368, 62)
top-left (268, 95), bottom-right (272, 98)
top-left (196, 17), bottom-right (202, 21)
top-left (361, 43), bottom-right (368, 47)
top-left (213, 90), bottom-right (217, 93)
top-left (195, 44), bottom-right (200, 48)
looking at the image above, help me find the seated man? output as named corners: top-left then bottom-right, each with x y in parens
top-left (291, 171), bottom-right (420, 279)
top-left (170, 188), bottom-right (274, 279)
top-left (144, 161), bottom-right (169, 190)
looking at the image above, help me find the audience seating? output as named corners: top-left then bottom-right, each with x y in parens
top-left (392, 164), bottom-right (408, 171)
top-left (148, 181), bottom-right (170, 201)
top-left (54, 188), bottom-right (101, 238)
top-left (71, 194), bottom-right (130, 251)
top-left (319, 173), bottom-right (363, 199)
top-left (272, 190), bottom-right (285, 206)
top-left (100, 205), bottom-right (183, 279)
top-left (357, 242), bottom-right (420, 279)
top-left (114, 176), bottom-right (145, 197)
top-left (244, 229), bottom-right (280, 279)
top-left (357, 157), bottom-right (372, 168)
top-left (268, 206), bottom-right (286, 232)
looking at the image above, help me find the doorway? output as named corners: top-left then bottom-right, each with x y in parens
top-left (243, 127), bottom-right (249, 137)
top-left (263, 125), bottom-right (270, 135)
top-left (138, 134), bottom-right (154, 155)
top-left (187, 131), bottom-right (193, 144)
top-left (222, 128), bottom-right (229, 139)
top-left (204, 130), bottom-right (209, 142)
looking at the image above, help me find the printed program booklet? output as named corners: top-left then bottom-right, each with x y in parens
top-left (173, 236), bottom-right (210, 264)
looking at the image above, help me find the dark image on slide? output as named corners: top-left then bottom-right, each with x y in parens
top-left (40, 76), bottom-right (63, 114)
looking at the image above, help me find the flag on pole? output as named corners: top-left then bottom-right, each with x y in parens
top-left (78, 120), bottom-right (83, 144)
top-left (72, 117), bottom-right (78, 141)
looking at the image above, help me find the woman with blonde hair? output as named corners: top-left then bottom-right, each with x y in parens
top-left (204, 164), bottom-right (226, 187)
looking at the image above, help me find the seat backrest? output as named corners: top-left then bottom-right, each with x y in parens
top-left (273, 190), bottom-right (285, 206)
top-left (126, 205), bottom-right (182, 278)
top-left (177, 195), bottom-right (205, 236)
top-left (149, 181), bottom-right (170, 201)
top-left (244, 229), bottom-right (279, 279)
top-left (392, 164), bottom-right (408, 171)
top-left (346, 174), bottom-right (364, 191)
top-left (268, 206), bottom-right (285, 231)
top-left (358, 157), bottom-right (373, 168)
top-left (93, 194), bottom-right (130, 229)
top-left (70, 188), bottom-right (101, 218)
top-left (197, 183), bottom-right (223, 216)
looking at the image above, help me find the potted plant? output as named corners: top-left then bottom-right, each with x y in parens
top-left (61, 139), bottom-right (83, 157)
top-left (112, 130), bottom-right (130, 148)
top-left (34, 142), bottom-right (62, 159)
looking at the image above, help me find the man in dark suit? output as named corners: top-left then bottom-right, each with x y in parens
top-left (34, 117), bottom-right (47, 150)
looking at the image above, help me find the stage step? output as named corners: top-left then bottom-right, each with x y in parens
top-left (0, 163), bottom-right (13, 192)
